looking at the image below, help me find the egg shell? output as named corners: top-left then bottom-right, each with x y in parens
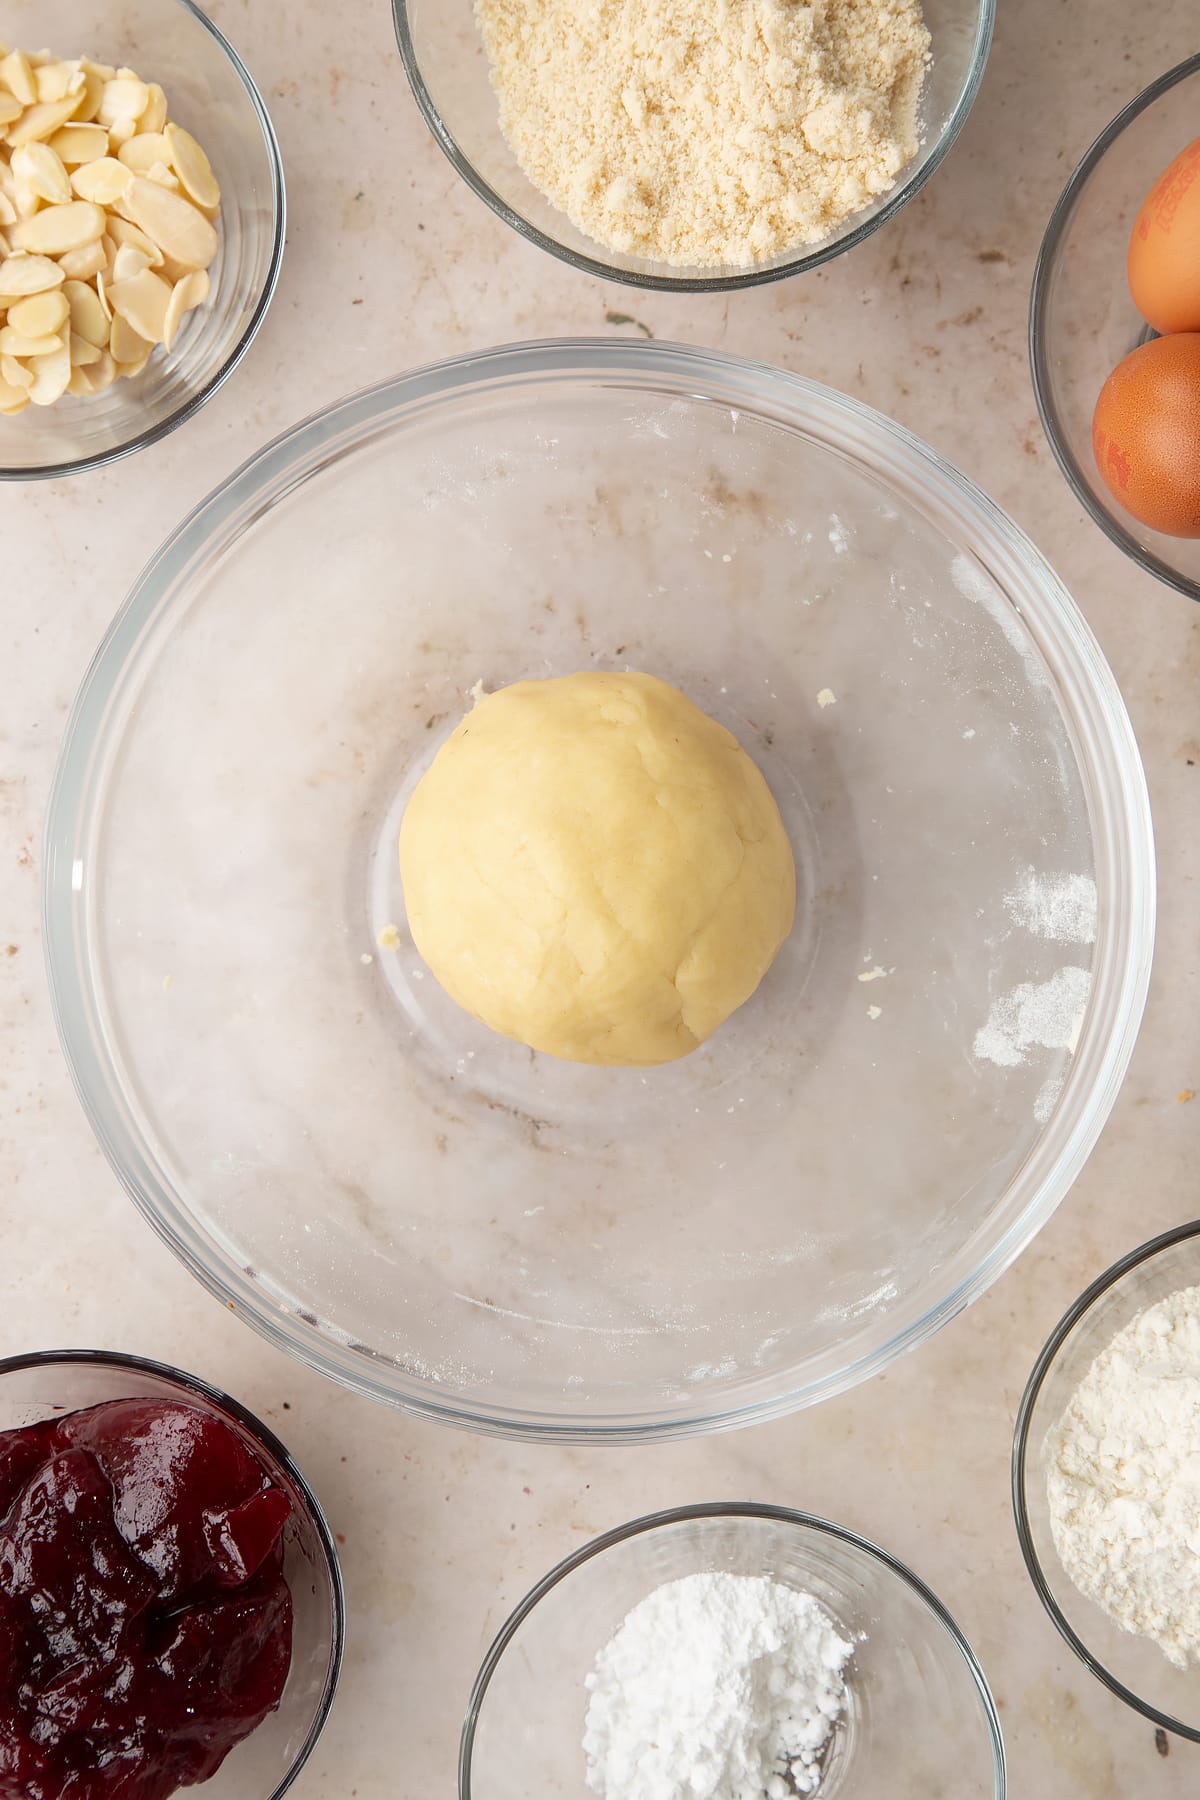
top-left (1092, 333), bottom-right (1200, 538)
top-left (1127, 136), bottom-right (1200, 335)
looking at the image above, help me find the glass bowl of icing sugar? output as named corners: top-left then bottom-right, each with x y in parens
top-left (1014, 1220), bottom-right (1200, 1740)
top-left (460, 1502), bottom-right (1006, 1799)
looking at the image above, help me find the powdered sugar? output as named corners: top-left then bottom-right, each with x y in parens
top-left (583, 1572), bottom-right (853, 1799)
top-left (1046, 1284), bottom-right (1200, 1669)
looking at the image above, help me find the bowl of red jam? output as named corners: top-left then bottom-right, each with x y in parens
top-left (0, 1349), bottom-right (344, 1800)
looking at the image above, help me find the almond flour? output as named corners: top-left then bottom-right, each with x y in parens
top-left (475, 0), bottom-right (931, 269)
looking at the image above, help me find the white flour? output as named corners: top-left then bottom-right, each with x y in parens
top-left (583, 1571), bottom-right (853, 1800)
top-left (1046, 1284), bottom-right (1200, 1669)
top-left (1004, 869), bottom-right (1097, 945)
top-left (972, 964), bottom-right (1091, 1069)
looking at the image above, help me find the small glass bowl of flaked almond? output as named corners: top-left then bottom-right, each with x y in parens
top-left (0, 1), bottom-right (283, 479)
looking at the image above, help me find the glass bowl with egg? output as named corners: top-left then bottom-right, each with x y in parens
top-left (0, 0), bottom-right (284, 480)
top-left (43, 338), bottom-right (1153, 1442)
top-left (0, 1347), bottom-right (345, 1797)
top-left (460, 1502), bottom-right (1006, 1799)
top-left (1013, 1220), bottom-right (1200, 1739)
top-left (392, 0), bottom-right (994, 292)
top-left (1030, 53), bottom-right (1200, 601)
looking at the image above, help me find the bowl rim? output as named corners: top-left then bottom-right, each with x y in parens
top-left (0, 1345), bottom-right (347, 1794)
top-left (1011, 1217), bottom-right (1200, 1740)
top-left (390, 0), bottom-right (995, 293)
top-left (458, 1499), bottom-right (1007, 1798)
top-left (43, 336), bottom-right (1155, 1443)
top-left (1028, 51), bottom-right (1200, 604)
top-left (0, 0), bottom-right (287, 484)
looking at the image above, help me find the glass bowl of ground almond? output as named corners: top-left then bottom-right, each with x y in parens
top-left (1014, 1220), bottom-right (1200, 1739)
top-left (460, 1503), bottom-right (1007, 1798)
top-left (0, 0), bottom-right (283, 479)
top-left (393, 0), bottom-right (993, 290)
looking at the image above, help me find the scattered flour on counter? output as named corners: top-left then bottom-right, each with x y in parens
top-left (1046, 1284), bottom-right (1200, 1670)
top-left (1004, 869), bottom-right (1097, 945)
top-left (972, 964), bottom-right (1091, 1069)
top-left (816, 688), bottom-right (837, 709)
top-left (583, 1572), bottom-right (853, 1800)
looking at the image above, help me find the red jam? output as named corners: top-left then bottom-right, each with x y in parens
top-left (0, 1399), bottom-right (294, 1800)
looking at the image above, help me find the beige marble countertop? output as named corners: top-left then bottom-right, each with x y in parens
top-left (3, 0), bottom-right (1200, 1793)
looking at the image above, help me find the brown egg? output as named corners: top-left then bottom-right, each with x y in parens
top-left (1127, 136), bottom-right (1200, 335)
top-left (1092, 334), bottom-right (1200, 538)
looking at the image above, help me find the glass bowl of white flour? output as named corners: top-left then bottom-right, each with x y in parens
top-left (460, 1502), bottom-right (1006, 1798)
top-left (392, 0), bottom-right (994, 291)
top-left (1014, 1220), bottom-right (1200, 1739)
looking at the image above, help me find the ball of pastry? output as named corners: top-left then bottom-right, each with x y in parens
top-left (399, 671), bottom-right (795, 1066)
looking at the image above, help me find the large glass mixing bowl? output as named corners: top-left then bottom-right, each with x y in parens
top-left (44, 341), bottom-right (1154, 1442)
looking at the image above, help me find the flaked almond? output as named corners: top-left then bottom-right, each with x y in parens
top-left (55, 236), bottom-right (106, 279)
top-left (11, 139), bottom-right (71, 204)
top-left (0, 252), bottom-right (64, 294)
top-left (6, 288), bottom-right (68, 336)
top-left (0, 324), bottom-right (64, 357)
top-left (109, 310), bottom-right (152, 365)
top-left (63, 278), bottom-right (109, 345)
top-left (70, 155), bottom-right (131, 206)
top-left (26, 337), bottom-right (70, 404)
top-left (164, 121), bottom-right (219, 209)
top-left (162, 267), bottom-right (208, 350)
top-left (141, 83), bottom-right (167, 136)
top-left (0, 49), bottom-right (37, 107)
top-left (107, 266), bottom-right (170, 343)
top-left (0, 351), bottom-right (32, 389)
top-left (118, 131), bottom-right (171, 174)
top-left (48, 122), bottom-right (108, 165)
top-left (5, 95), bottom-right (80, 146)
top-left (12, 197), bottom-right (104, 254)
top-left (98, 76), bottom-right (149, 128)
top-left (68, 329), bottom-right (100, 366)
top-left (122, 174), bottom-right (217, 269)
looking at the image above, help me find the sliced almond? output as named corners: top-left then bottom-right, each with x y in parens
top-left (69, 65), bottom-right (104, 124)
top-left (0, 372), bottom-right (29, 412)
top-left (117, 130), bottom-right (171, 174)
top-left (122, 175), bottom-right (217, 270)
top-left (145, 161), bottom-right (179, 192)
top-left (6, 287), bottom-right (68, 335)
top-left (140, 83), bottom-right (167, 136)
top-left (11, 140), bottom-right (71, 204)
top-left (0, 49), bottom-right (37, 108)
top-left (12, 198), bottom-right (105, 254)
top-left (70, 156), bottom-right (130, 206)
top-left (56, 237), bottom-right (106, 279)
top-left (26, 337), bottom-right (70, 404)
top-left (162, 267), bottom-right (208, 350)
top-left (67, 360), bottom-right (94, 396)
top-left (164, 121), bottom-right (219, 210)
top-left (0, 252), bottom-right (64, 294)
top-left (0, 190), bottom-right (15, 227)
top-left (98, 76), bottom-right (148, 128)
top-left (63, 278), bottom-right (109, 346)
top-left (110, 242), bottom-right (151, 283)
top-left (109, 311), bottom-right (152, 365)
top-left (107, 266), bottom-right (170, 344)
top-left (68, 329), bottom-right (100, 365)
top-left (35, 60), bottom-right (81, 104)
top-left (106, 117), bottom-right (137, 148)
top-left (80, 59), bottom-right (117, 85)
top-left (106, 214), bottom-right (163, 267)
top-left (0, 324), bottom-right (63, 356)
top-left (48, 121), bottom-right (108, 165)
top-left (5, 95), bottom-right (80, 146)
top-left (0, 351), bottom-right (32, 388)
top-left (87, 345), bottom-right (116, 390)
top-left (0, 93), bottom-right (22, 127)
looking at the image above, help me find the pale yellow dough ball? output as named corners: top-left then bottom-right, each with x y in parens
top-left (398, 671), bottom-right (796, 1066)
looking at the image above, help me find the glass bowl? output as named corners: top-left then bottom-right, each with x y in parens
top-left (44, 339), bottom-right (1154, 1442)
top-left (460, 1503), bottom-right (1006, 1798)
top-left (0, 1347), bottom-right (344, 1796)
top-left (0, 0), bottom-right (284, 481)
top-left (1030, 53), bottom-right (1200, 601)
top-left (392, 0), bottom-right (994, 292)
top-left (1013, 1220), bottom-right (1200, 1739)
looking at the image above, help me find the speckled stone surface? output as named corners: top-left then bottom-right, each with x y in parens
top-left (2, 0), bottom-right (1199, 1793)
